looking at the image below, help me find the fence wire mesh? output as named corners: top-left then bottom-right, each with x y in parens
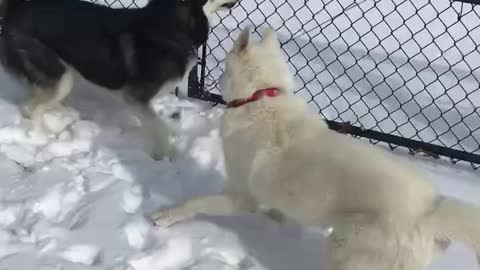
top-left (189, 0), bottom-right (480, 169)
top-left (91, 0), bottom-right (480, 169)
top-left (90, 0), bottom-right (143, 8)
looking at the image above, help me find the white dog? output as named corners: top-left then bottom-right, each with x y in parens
top-left (151, 27), bottom-right (480, 270)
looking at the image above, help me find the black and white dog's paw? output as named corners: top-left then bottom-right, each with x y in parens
top-left (150, 143), bottom-right (178, 162)
top-left (150, 208), bottom-right (190, 227)
top-left (21, 101), bottom-right (36, 119)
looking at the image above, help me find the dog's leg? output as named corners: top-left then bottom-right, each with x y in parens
top-left (151, 192), bottom-right (255, 227)
top-left (28, 70), bottom-right (73, 133)
top-left (7, 36), bottom-right (72, 132)
top-left (432, 238), bottom-right (450, 261)
top-left (21, 86), bottom-right (45, 118)
top-left (260, 208), bottom-right (286, 223)
top-left (123, 92), bottom-right (175, 160)
top-left (423, 196), bottom-right (480, 265)
top-left (174, 57), bottom-right (198, 98)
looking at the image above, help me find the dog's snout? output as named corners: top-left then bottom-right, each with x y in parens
top-left (221, 1), bottom-right (237, 8)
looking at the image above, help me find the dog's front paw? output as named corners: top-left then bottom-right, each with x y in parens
top-left (145, 129), bottom-right (178, 161)
top-left (150, 144), bottom-right (178, 162)
top-left (150, 150), bottom-right (166, 161)
top-left (262, 208), bottom-right (286, 223)
top-left (150, 208), bottom-right (189, 227)
top-left (21, 102), bottom-right (35, 119)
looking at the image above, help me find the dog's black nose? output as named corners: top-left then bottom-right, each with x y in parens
top-left (221, 2), bottom-right (237, 8)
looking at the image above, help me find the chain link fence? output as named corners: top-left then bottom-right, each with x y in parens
top-left (90, 0), bottom-right (479, 169)
top-left (188, 0), bottom-right (480, 170)
top-left (90, 0), bottom-right (144, 8)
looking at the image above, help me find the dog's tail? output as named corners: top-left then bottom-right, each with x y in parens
top-left (422, 196), bottom-right (480, 260)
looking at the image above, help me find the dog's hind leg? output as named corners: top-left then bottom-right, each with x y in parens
top-left (4, 35), bottom-right (73, 132)
top-left (28, 70), bottom-right (73, 133)
top-left (423, 196), bottom-right (480, 268)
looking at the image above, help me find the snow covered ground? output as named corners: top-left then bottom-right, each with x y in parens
top-left (0, 65), bottom-right (478, 270)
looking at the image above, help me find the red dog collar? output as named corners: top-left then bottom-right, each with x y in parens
top-left (227, 88), bottom-right (281, 108)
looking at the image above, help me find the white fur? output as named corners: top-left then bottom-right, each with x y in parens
top-left (151, 27), bottom-right (480, 270)
top-left (202, 0), bottom-right (238, 20)
top-left (26, 69), bottom-right (74, 133)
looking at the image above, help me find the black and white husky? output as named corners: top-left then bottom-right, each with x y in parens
top-left (0, 0), bottom-right (238, 159)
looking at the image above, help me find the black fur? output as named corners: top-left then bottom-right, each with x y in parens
top-left (0, 0), bottom-right (211, 103)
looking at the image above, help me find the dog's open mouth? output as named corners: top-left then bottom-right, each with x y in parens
top-left (221, 2), bottom-right (237, 9)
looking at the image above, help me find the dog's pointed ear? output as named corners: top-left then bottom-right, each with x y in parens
top-left (261, 27), bottom-right (280, 49)
top-left (234, 27), bottom-right (251, 54)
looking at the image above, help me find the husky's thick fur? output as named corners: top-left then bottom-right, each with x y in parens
top-left (0, 0), bottom-right (237, 159)
top-left (151, 27), bottom-right (480, 269)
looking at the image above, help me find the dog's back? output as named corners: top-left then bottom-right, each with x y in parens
top-left (1, 0), bottom-right (140, 89)
top-left (1, 0), bottom-right (210, 90)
